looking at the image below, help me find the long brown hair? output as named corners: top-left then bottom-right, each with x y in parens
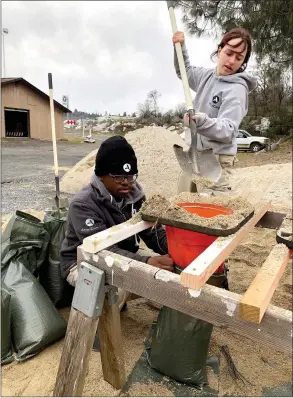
top-left (211, 27), bottom-right (252, 73)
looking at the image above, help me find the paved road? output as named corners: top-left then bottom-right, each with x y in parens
top-left (1, 136), bottom-right (109, 214)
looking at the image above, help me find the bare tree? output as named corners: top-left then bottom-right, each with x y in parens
top-left (147, 90), bottom-right (161, 117)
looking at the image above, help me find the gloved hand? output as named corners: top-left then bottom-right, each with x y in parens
top-left (183, 112), bottom-right (207, 129)
top-left (66, 264), bottom-right (78, 287)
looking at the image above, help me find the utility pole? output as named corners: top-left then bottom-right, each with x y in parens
top-left (2, 28), bottom-right (9, 77)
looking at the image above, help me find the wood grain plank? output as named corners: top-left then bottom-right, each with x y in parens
top-left (77, 247), bottom-right (292, 355)
top-left (82, 219), bottom-right (153, 253)
top-left (180, 202), bottom-right (271, 290)
top-left (98, 289), bottom-right (126, 389)
top-left (239, 245), bottom-right (292, 323)
top-left (53, 307), bottom-right (99, 397)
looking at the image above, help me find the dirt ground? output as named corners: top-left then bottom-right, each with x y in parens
top-left (234, 139), bottom-right (292, 168)
top-left (1, 131), bottom-right (292, 397)
top-left (1, 135), bottom-right (109, 214)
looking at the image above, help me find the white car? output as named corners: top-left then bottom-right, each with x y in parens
top-left (236, 130), bottom-right (270, 152)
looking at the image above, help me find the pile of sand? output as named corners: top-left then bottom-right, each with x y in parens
top-left (60, 126), bottom-right (185, 197)
top-left (59, 127), bottom-right (292, 209)
top-left (141, 193), bottom-right (254, 233)
top-left (60, 148), bottom-right (98, 194)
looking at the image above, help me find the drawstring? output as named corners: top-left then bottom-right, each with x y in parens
top-left (132, 204), bottom-right (139, 247)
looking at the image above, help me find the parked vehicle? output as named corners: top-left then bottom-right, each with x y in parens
top-left (236, 130), bottom-right (270, 152)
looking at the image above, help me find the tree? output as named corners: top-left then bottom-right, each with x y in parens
top-left (123, 111), bottom-right (127, 117)
top-left (174, 103), bottom-right (186, 119)
top-left (137, 99), bottom-right (153, 120)
top-left (137, 90), bottom-right (162, 120)
top-left (174, 0), bottom-right (292, 67)
top-left (240, 61), bottom-right (292, 136)
top-left (147, 90), bottom-right (161, 117)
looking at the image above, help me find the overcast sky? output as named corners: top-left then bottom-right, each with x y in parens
top-left (2, 1), bottom-right (220, 115)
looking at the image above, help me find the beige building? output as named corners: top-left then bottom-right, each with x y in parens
top-left (1, 77), bottom-right (71, 140)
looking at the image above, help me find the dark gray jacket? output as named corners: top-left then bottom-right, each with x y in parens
top-left (60, 175), bottom-right (168, 278)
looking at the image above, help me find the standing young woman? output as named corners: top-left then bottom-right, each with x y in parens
top-left (173, 28), bottom-right (257, 195)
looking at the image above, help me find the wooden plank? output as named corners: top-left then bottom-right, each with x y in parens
top-left (180, 201), bottom-right (271, 290)
top-left (98, 288), bottom-right (126, 390)
top-left (77, 247), bottom-right (292, 355)
top-left (82, 219), bottom-right (153, 253)
top-left (239, 245), bottom-right (292, 323)
top-left (53, 307), bottom-right (99, 397)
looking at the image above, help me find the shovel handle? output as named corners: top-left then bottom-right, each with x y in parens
top-left (167, 2), bottom-right (194, 111)
top-left (48, 73), bottom-right (59, 178)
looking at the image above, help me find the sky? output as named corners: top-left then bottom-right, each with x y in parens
top-left (2, 1), bottom-right (220, 115)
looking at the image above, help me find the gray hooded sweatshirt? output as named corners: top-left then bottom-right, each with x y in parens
top-left (174, 44), bottom-right (257, 155)
top-left (60, 174), bottom-right (168, 278)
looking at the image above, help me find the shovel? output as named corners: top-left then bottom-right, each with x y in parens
top-left (48, 73), bottom-right (68, 210)
top-left (166, 1), bottom-right (222, 183)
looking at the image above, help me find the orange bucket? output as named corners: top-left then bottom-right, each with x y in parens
top-left (166, 202), bottom-right (233, 273)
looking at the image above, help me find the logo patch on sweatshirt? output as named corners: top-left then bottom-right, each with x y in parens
top-left (210, 94), bottom-right (222, 109)
top-left (85, 218), bottom-right (94, 227)
top-left (212, 95), bottom-right (220, 104)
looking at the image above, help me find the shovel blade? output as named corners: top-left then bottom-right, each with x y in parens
top-left (173, 144), bottom-right (194, 175)
top-left (194, 150), bottom-right (222, 182)
top-left (173, 144), bottom-right (222, 182)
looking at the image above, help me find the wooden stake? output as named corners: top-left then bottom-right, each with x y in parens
top-left (82, 219), bottom-right (153, 253)
top-left (98, 290), bottom-right (126, 389)
top-left (53, 307), bottom-right (99, 397)
top-left (239, 245), bottom-right (292, 323)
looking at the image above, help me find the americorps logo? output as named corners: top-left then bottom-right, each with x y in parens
top-left (123, 163), bottom-right (131, 172)
top-left (85, 219), bottom-right (94, 227)
top-left (212, 95), bottom-right (220, 104)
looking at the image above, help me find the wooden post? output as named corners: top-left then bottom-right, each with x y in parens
top-left (239, 245), bottom-right (292, 323)
top-left (98, 287), bottom-right (126, 389)
top-left (53, 307), bottom-right (99, 397)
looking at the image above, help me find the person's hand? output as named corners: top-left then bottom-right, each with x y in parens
top-left (147, 255), bottom-right (174, 272)
top-left (172, 31), bottom-right (185, 45)
top-left (66, 264), bottom-right (78, 287)
top-left (183, 112), bottom-right (207, 128)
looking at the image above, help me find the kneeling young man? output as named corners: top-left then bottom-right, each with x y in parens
top-left (60, 136), bottom-right (173, 308)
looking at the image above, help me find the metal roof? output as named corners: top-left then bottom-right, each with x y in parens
top-left (1, 77), bottom-right (72, 113)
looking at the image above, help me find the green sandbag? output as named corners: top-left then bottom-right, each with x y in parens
top-left (1, 211), bottom-right (50, 276)
top-left (39, 208), bottom-right (70, 307)
top-left (3, 261), bottom-right (67, 362)
top-left (1, 283), bottom-right (14, 365)
top-left (148, 306), bottom-right (213, 387)
top-left (147, 266), bottom-right (228, 388)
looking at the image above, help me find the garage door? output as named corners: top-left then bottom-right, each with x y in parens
top-left (5, 108), bottom-right (30, 137)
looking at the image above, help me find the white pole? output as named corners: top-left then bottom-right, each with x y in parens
top-left (166, 4), bottom-right (193, 111)
top-left (3, 34), bottom-right (5, 77)
top-left (2, 28), bottom-right (8, 77)
top-left (48, 73), bottom-right (60, 206)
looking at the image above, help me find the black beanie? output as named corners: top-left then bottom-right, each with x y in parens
top-left (95, 136), bottom-right (138, 176)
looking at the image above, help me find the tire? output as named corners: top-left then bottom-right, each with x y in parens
top-left (250, 142), bottom-right (262, 152)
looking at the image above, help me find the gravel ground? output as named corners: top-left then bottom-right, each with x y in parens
top-left (1, 136), bottom-right (109, 214)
